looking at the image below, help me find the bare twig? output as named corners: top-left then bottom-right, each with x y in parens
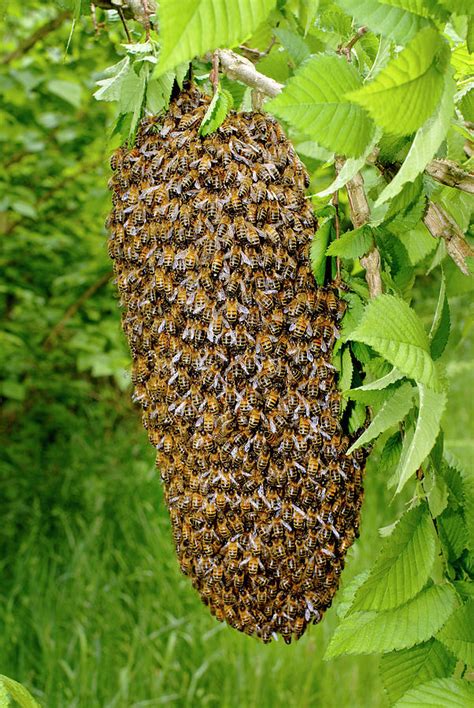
top-left (43, 271), bottom-right (113, 349)
top-left (423, 202), bottom-right (474, 276)
top-left (331, 191), bottom-right (341, 282)
top-left (210, 50), bottom-right (220, 93)
top-left (216, 49), bottom-right (283, 98)
top-left (238, 36), bottom-right (276, 63)
top-left (425, 159), bottom-right (474, 194)
top-left (141, 0), bottom-right (151, 40)
top-left (1, 10), bottom-right (71, 64)
top-left (335, 158), bottom-right (382, 297)
top-left (117, 6), bottom-right (132, 41)
top-left (337, 26), bottom-right (368, 61)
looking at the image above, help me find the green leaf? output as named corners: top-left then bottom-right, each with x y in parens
top-left (429, 274), bottom-right (450, 361)
top-left (438, 510), bottom-right (468, 562)
top-left (335, 0), bottom-right (429, 44)
top-left (377, 0), bottom-right (439, 17)
top-left (375, 73), bottom-right (455, 206)
top-left (317, 130), bottom-right (381, 198)
top-left (0, 675), bottom-right (40, 708)
top-left (339, 346), bottom-right (354, 398)
top-left (146, 71), bottom-right (175, 114)
top-left (93, 57), bottom-right (131, 102)
top-left (347, 28), bottom-right (447, 137)
top-left (47, 79), bottom-right (82, 108)
top-left (397, 223), bottom-right (436, 266)
top-left (347, 383), bottom-right (415, 453)
top-left (350, 295), bottom-right (439, 389)
top-left (437, 599), bottom-right (474, 666)
top-left (392, 384), bottom-right (447, 493)
top-left (394, 678), bottom-right (474, 707)
top-left (119, 63), bottom-right (148, 115)
top-left (326, 225), bottom-right (374, 259)
top-left (157, 0), bottom-right (276, 74)
top-left (351, 505), bottom-right (437, 612)
top-left (267, 54), bottom-right (375, 158)
top-left (310, 220), bottom-right (331, 285)
top-left (380, 432), bottom-right (404, 477)
top-left (199, 87), bottom-right (232, 136)
top-left (325, 584), bottom-right (457, 658)
top-left (349, 366), bottom-right (404, 392)
top-left (336, 571), bottom-right (370, 619)
top-left (426, 471), bottom-right (449, 518)
top-left (380, 640), bottom-right (457, 705)
top-left (273, 28), bottom-right (311, 65)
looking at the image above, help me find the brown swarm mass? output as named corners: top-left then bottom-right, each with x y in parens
top-left (106, 86), bottom-right (365, 643)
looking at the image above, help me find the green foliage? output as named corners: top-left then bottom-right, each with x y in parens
top-left (309, 218), bottom-right (331, 284)
top-left (437, 599), bottom-right (474, 665)
top-left (156, 0), bottom-right (276, 74)
top-left (380, 640), bottom-right (457, 704)
top-left (347, 28), bottom-right (448, 137)
top-left (0, 675), bottom-right (41, 708)
top-left (350, 295), bottom-right (439, 389)
top-left (346, 383), bottom-right (415, 452)
top-left (1, 0), bottom-right (473, 704)
top-left (350, 505), bottom-right (437, 611)
top-left (392, 385), bottom-right (447, 493)
top-left (267, 54), bottom-right (375, 157)
top-left (325, 584), bottom-right (458, 657)
top-left (375, 74), bottom-right (455, 205)
top-left (326, 224), bottom-right (375, 258)
top-left (393, 678), bottom-right (474, 706)
top-left (199, 85), bottom-right (233, 135)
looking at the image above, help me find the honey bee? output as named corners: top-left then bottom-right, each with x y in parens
top-left (161, 245), bottom-right (175, 269)
top-left (223, 161), bottom-right (238, 185)
top-left (269, 309), bottom-right (284, 335)
top-left (210, 251), bottom-right (224, 277)
top-left (228, 191), bottom-right (244, 214)
top-left (178, 112), bottom-right (200, 130)
top-left (291, 313), bottom-right (311, 339)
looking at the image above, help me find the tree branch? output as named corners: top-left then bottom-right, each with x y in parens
top-left (425, 158), bottom-right (474, 194)
top-left (423, 202), bottom-right (474, 276)
top-left (216, 49), bottom-right (283, 98)
top-left (43, 271), bottom-right (113, 349)
top-left (93, 0), bottom-right (156, 18)
top-left (1, 10), bottom-right (71, 65)
top-left (337, 26), bottom-right (367, 61)
top-left (335, 158), bottom-right (383, 298)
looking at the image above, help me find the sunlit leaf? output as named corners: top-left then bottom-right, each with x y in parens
top-left (392, 384), bottom-right (447, 493)
top-left (380, 640), bottom-right (456, 705)
top-left (334, 0), bottom-right (429, 44)
top-left (350, 295), bottom-right (439, 389)
top-left (437, 599), bottom-right (474, 666)
top-left (267, 54), bottom-right (375, 157)
top-left (347, 383), bottom-right (415, 452)
top-left (325, 584), bottom-right (457, 658)
top-left (157, 0), bottom-right (276, 74)
top-left (350, 505), bottom-right (437, 611)
top-left (394, 678), bottom-right (474, 707)
top-left (375, 73), bottom-right (455, 205)
top-left (347, 28), bottom-right (448, 136)
top-left (310, 219), bottom-right (331, 285)
top-left (326, 225), bottom-right (374, 258)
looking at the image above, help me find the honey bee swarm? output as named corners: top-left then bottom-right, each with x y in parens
top-left (107, 86), bottom-right (365, 644)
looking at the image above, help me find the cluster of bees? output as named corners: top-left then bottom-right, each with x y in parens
top-left (107, 86), bottom-right (365, 643)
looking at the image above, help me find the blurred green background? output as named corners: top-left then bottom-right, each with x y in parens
top-left (1, 4), bottom-right (473, 706)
